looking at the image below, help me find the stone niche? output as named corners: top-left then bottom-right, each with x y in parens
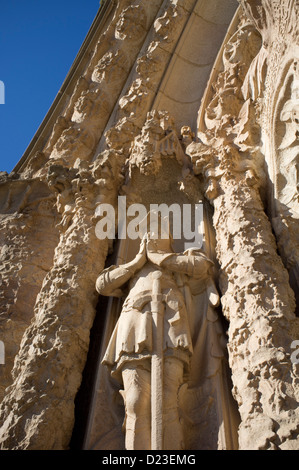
top-left (82, 111), bottom-right (240, 450)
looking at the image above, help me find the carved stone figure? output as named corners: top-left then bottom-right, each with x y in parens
top-left (277, 66), bottom-right (299, 219)
top-left (1, 0), bottom-right (299, 452)
top-left (96, 225), bottom-right (219, 450)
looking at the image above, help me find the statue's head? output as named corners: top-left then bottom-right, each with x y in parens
top-left (146, 234), bottom-right (173, 254)
top-left (146, 212), bottom-right (173, 253)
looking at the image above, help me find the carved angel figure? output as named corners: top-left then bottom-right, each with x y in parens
top-left (96, 227), bottom-right (220, 450)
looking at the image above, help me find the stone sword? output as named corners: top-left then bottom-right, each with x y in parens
top-left (150, 270), bottom-right (164, 450)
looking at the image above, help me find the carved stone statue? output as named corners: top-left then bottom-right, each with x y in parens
top-left (95, 225), bottom-right (219, 450)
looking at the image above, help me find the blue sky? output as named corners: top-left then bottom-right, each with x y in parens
top-left (0, 1), bottom-right (101, 173)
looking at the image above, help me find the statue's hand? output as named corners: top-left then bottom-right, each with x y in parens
top-left (138, 234), bottom-right (147, 255)
top-left (131, 235), bottom-right (147, 271)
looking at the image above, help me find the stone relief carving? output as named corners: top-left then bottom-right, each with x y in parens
top-left (83, 109), bottom-right (240, 451)
top-left (0, 147), bottom-right (127, 449)
top-left (128, 111), bottom-right (190, 178)
top-left (96, 221), bottom-right (237, 450)
top-left (270, 60), bottom-right (299, 314)
top-left (187, 2), bottom-right (299, 450)
top-left (237, 0), bottom-right (299, 313)
top-left (1, 0), bottom-right (298, 451)
top-left (277, 63), bottom-right (299, 219)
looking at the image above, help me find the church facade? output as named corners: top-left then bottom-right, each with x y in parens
top-left (0, 0), bottom-right (298, 450)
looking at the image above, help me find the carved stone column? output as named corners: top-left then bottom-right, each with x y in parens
top-left (239, 0), bottom-right (299, 312)
top-left (0, 156), bottom-right (122, 450)
top-left (188, 7), bottom-right (299, 449)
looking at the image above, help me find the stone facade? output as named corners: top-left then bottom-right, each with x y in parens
top-left (0, 0), bottom-right (298, 450)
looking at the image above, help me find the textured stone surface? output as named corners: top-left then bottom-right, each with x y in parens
top-left (84, 111), bottom-right (239, 451)
top-left (0, 175), bottom-right (59, 403)
top-left (0, 0), bottom-right (298, 451)
top-left (188, 2), bottom-right (299, 450)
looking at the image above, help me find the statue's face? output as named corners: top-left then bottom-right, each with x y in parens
top-left (145, 213), bottom-right (173, 252)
